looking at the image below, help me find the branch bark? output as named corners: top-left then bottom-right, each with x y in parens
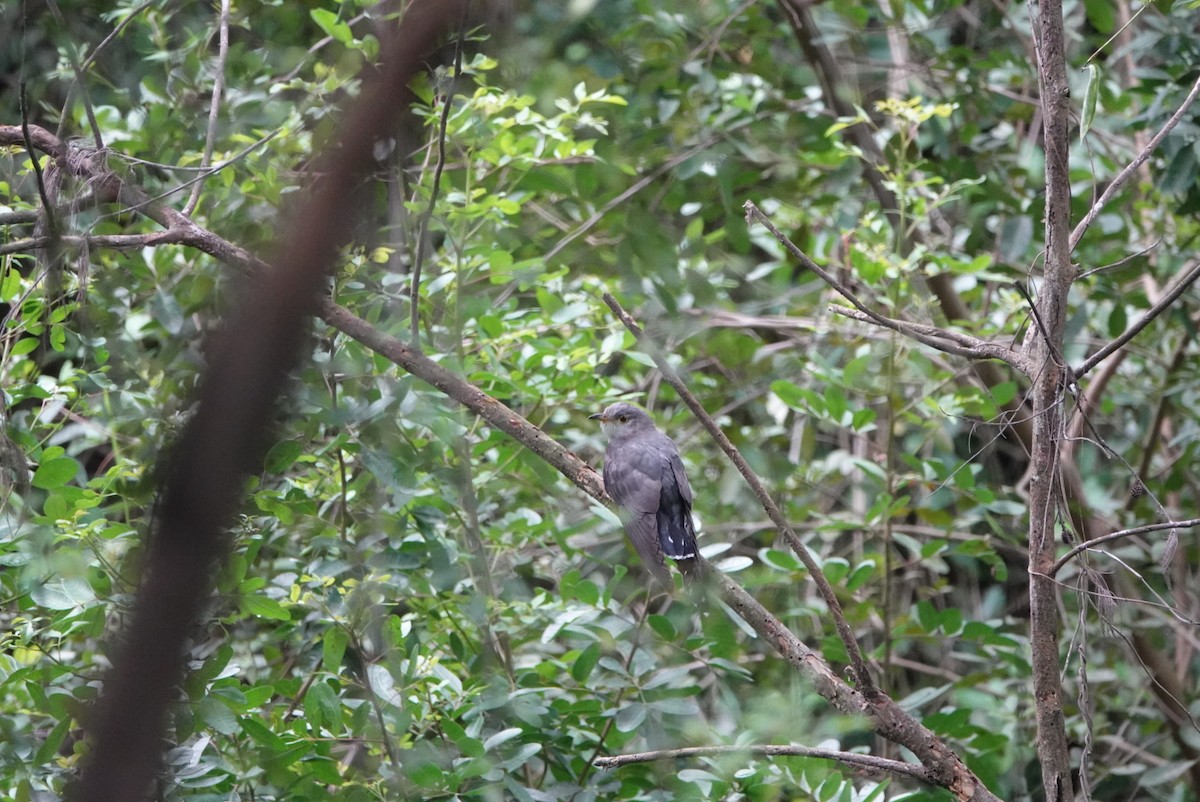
top-left (1027, 0), bottom-right (1075, 797)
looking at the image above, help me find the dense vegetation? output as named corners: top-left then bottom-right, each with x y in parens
top-left (2, 0), bottom-right (1199, 799)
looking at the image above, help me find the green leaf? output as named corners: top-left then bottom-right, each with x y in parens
top-left (648, 614), bottom-right (676, 640)
top-left (0, 268), bottom-right (21, 302)
top-left (915, 600), bottom-right (939, 633)
top-left (571, 643), bottom-right (601, 683)
top-left (759, 547), bottom-right (803, 572)
top-left (198, 695), bottom-right (239, 735)
top-left (409, 762), bottom-right (445, 788)
top-left (990, 381), bottom-right (1018, 406)
top-left (241, 594), bottom-right (291, 621)
top-left (34, 718), bottom-right (71, 764)
top-left (264, 440), bottom-right (304, 473)
top-left (1080, 63), bottom-right (1100, 142)
top-left (770, 380), bottom-right (818, 411)
top-left (32, 457), bottom-right (78, 490)
top-left (240, 717), bottom-right (287, 750)
top-left (484, 727), bottom-right (523, 752)
top-left (1107, 303), bottom-right (1127, 338)
top-left (614, 702), bottom-right (646, 732)
top-left (310, 8), bottom-right (352, 44)
top-left (31, 577), bottom-right (95, 610)
top-left (323, 628), bottom-right (349, 673)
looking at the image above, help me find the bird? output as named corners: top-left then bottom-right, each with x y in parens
top-left (590, 402), bottom-right (699, 588)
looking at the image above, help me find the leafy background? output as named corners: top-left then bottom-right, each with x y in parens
top-left (2, 0), bottom-right (1199, 800)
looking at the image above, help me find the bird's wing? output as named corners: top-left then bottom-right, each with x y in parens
top-left (604, 438), bottom-right (665, 515)
top-left (604, 441), bottom-right (671, 586)
top-left (666, 447), bottom-right (694, 507)
top-left (656, 442), bottom-right (698, 560)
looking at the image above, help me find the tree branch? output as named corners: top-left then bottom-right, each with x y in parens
top-left (1070, 72), bottom-right (1200, 252)
top-left (1027, 0), bottom-right (1076, 796)
top-left (773, 0), bottom-right (1034, 454)
top-left (1075, 258), bottom-right (1200, 378)
top-left (183, 0), bottom-right (232, 216)
top-left (594, 743), bottom-right (930, 781)
top-left (410, 6), bottom-right (467, 348)
top-left (1050, 518), bottom-right (1200, 578)
top-left (745, 202), bottom-right (1033, 375)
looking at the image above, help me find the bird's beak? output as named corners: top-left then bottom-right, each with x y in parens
top-left (588, 412), bottom-right (606, 421)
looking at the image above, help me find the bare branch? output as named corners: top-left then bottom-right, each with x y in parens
top-left (1050, 518), bottom-right (1200, 578)
top-left (1070, 73), bottom-right (1200, 251)
top-left (0, 232), bottom-right (187, 256)
top-left (832, 306), bottom-right (1034, 373)
top-left (772, 0), bottom-right (1034, 454)
top-left (1075, 258), bottom-right (1200, 378)
top-left (1027, 0), bottom-right (1076, 795)
top-left (183, 0), bottom-right (232, 216)
top-left (594, 743), bottom-right (930, 781)
top-left (745, 202), bottom-right (1033, 375)
top-left (410, 7), bottom-right (467, 347)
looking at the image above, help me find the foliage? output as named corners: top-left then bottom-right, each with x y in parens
top-left (2, 1), bottom-right (1199, 800)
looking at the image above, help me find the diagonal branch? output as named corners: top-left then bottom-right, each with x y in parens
top-left (1050, 518), bottom-right (1200, 578)
top-left (773, 0), bottom-right (1033, 454)
top-left (1070, 72), bottom-right (1200, 252)
top-left (1075, 258), bottom-right (1200, 378)
top-left (746, 202), bottom-right (1033, 375)
top-left (601, 290), bottom-right (877, 696)
top-left (593, 743), bottom-right (930, 781)
top-left (410, 6), bottom-right (467, 348)
top-left (183, 0), bottom-right (232, 216)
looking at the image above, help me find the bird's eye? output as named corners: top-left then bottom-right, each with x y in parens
top-left (618, 415), bottom-right (629, 423)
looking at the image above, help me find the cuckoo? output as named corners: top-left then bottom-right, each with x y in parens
top-left (590, 402), bottom-right (699, 587)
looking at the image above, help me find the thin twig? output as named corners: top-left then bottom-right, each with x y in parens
top-left (94, 129), bottom-right (283, 221)
top-left (746, 202), bottom-right (1032, 374)
top-left (0, 232), bottom-right (188, 256)
top-left (79, 0), bottom-right (158, 75)
top-left (1076, 239), bottom-right (1160, 280)
top-left (600, 292), bottom-right (877, 696)
top-left (832, 307), bottom-right (1033, 372)
top-left (184, 0), bottom-right (232, 216)
top-left (1075, 258), bottom-right (1200, 377)
top-left (1070, 72), bottom-right (1200, 252)
top-left (594, 743), bottom-right (930, 781)
top-left (1050, 518), bottom-right (1200, 578)
top-left (542, 119), bottom-right (754, 263)
top-left (410, 7), bottom-right (467, 347)
top-left (45, 0), bottom-right (105, 148)
top-left (19, 86), bottom-right (58, 240)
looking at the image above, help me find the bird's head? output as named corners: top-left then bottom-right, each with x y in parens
top-left (589, 401), bottom-right (655, 439)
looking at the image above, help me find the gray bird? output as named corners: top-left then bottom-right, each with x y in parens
top-left (590, 402), bottom-right (699, 588)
